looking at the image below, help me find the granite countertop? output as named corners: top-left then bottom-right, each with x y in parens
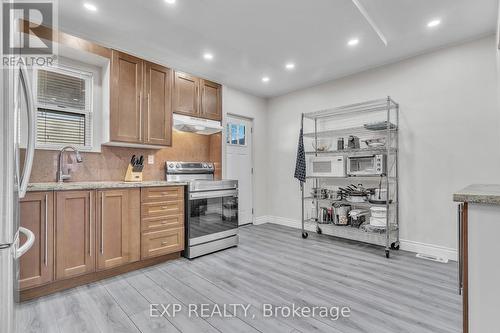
top-left (453, 184), bottom-right (500, 205)
top-left (27, 180), bottom-right (187, 192)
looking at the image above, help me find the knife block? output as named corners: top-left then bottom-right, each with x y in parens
top-left (124, 164), bottom-right (143, 182)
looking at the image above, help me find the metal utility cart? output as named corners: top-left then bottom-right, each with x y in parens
top-left (300, 97), bottom-right (399, 258)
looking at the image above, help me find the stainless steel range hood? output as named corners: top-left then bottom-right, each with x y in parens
top-left (173, 114), bottom-right (223, 135)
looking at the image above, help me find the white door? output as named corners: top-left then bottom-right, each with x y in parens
top-left (226, 116), bottom-right (253, 226)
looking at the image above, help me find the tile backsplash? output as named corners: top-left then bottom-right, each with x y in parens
top-left (24, 131), bottom-right (222, 183)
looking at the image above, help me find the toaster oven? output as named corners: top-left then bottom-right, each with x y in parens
top-left (308, 156), bottom-right (346, 178)
top-left (347, 154), bottom-right (386, 176)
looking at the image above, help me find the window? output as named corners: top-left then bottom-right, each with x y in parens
top-left (35, 66), bottom-right (93, 150)
top-left (226, 123), bottom-right (246, 146)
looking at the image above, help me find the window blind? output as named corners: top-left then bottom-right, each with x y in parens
top-left (37, 69), bottom-right (87, 110)
top-left (35, 67), bottom-right (93, 149)
top-left (37, 108), bottom-right (86, 146)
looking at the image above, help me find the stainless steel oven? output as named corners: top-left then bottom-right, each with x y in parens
top-left (166, 162), bottom-right (239, 259)
top-left (188, 186), bottom-right (238, 258)
top-left (347, 154), bottom-right (386, 176)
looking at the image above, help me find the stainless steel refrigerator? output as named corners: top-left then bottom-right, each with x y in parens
top-left (0, 18), bottom-right (38, 333)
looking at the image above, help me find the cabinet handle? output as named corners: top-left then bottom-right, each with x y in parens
top-left (195, 85), bottom-right (199, 113)
top-left (200, 86), bottom-right (204, 114)
top-left (161, 241), bottom-right (168, 246)
top-left (458, 204), bottom-right (463, 295)
top-left (44, 194), bottom-right (48, 266)
top-left (89, 193), bottom-right (92, 257)
top-left (101, 194), bottom-right (104, 254)
top-left (147, 93), bottom-right (151, 142)
top-left (139, 92), bottom-right (143, 141)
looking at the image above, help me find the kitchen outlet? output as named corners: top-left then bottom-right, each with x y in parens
top-left (148, 155), bottom-right (154, 164)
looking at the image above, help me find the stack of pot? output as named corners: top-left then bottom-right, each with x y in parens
top-left (369, 206), bottom-right (387, 227)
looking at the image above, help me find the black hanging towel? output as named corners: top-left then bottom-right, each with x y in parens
top-left (294, 126), bottom-right (306, 183)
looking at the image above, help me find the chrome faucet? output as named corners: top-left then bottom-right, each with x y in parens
top-left (57, 146), bottom-right (83, 183)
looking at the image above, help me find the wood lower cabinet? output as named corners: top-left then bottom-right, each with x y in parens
top-left (144, 62), bottom-right (173, 146)
top-left (110, 50), bottom-right (144, 144)
top-left (141, 214), bottom-right (184, 233)
top-left (55, 190), bottom-right (95, 280)
top-left (96, 189), bottom-right (140, 270)
top-left (200, 79), bottom-right (222, 121)
top-left (20, 185), bottom-right (185, 299)
top-left (141, 186), bottom-right (184, 202)
top-left (141, 227), bottom-right (184, 259)
top-left (19, 192), bottom-right (54, 290)
top-left (141, 186), bottom-right (185, 259)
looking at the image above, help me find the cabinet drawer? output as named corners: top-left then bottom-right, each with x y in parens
top-left (141, 186), bottom-right (184, 202)
top-left (141, 227), bottom-right (184, 259)
top-left (141, 200), bottom-right (183, 218)
top-left (142, 214), bottom-right (184, 232)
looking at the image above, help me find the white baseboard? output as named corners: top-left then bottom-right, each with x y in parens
top-left (255, 215), bottom-right (457, 262)
top-left (254, 215), bottom-right (273, 225)
top-left (399, 239), bottom-right (457, 262)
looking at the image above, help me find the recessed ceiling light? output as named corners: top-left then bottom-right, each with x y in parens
top-left (427, 19), bottom-right (441, 28)
top-left (203, 53), bottom-right (214, 61)
top-left (347, 38), bottom-right (359, 46)
top-left (83, 3), bottom-right (97, 11)
top-left (262, 76), bottom-right (270, 83)
top-left (165, 0), bottom-right (176, 4)
top-left (285, 63), bottom-right (295, 70)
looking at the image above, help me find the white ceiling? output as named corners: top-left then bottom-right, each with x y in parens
top-left (58, 0), bottom-right (499, 98)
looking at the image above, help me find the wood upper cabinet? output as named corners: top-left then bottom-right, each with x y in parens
top-left (110, 50), bottom-right (173, 147)
top-left (55, 190), bottom-right (95, 280)
top-left (96, 189), bottom-right (140, 271)
top-left (173, 71), bottom-right (222, 121)
top-left (200, 79), bottom-right (222, 121)
top-left (110, 50), bottom-right (144, 143)
top-left (144, 62), bottom-right (173, 146)
top-left (19, 192), bottom-right (54, 290)
top-left (173, 71), bottom-right (199, 117)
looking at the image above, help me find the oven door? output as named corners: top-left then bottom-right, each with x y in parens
top-left (347, 155), bottom-right (376, 175)
top-left (188, 189), bottom-right (238, 245)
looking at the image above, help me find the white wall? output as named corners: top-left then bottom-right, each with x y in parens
top-left (222, 86), bottom-right (268, 218)
top-left (266, 36), bottom-right (500, 259)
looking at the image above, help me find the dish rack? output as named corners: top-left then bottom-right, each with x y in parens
top-left (300, 97), bottom-right (399, 258)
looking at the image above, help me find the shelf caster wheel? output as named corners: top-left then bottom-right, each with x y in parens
top-left (316, 227), bottom-right (322, 234)
top-left (385, 250), bottom-right (390, 258)
top-left (391, 242), bottom-right (400, 250)
top-left (302, 232), bottom-right (308, 239)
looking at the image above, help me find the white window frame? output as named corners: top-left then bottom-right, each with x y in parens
top-left (226, 122), bottom-right (247, 146)
top-left (33, 64), bottom-right (94, 151)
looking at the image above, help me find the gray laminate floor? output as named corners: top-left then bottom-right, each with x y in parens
top-left (16, 223), bottom-right (461, 333)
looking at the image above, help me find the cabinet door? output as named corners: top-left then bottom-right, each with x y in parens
top-left (110, 50), bottom-right (144, 143)
top-left (55, 191), bottom-right (95, 280)
top-left (173, 71), bottom-right (199, 117)
top-left (200, 79), bottom-right (222, 121)
top-left (141, 227), bottom-right (184, 259)
top-left (96, 189), bottom-right (140, 270)
top-left (19, 192), bottom-right (54, 290)
top-left (144, 62), bottom-right (173, 146)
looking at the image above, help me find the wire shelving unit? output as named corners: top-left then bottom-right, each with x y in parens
top-left (300, 97), bottom-right (399, 258)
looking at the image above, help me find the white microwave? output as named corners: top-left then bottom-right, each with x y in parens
top-left (308, 156), bottom-right (346, 178)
